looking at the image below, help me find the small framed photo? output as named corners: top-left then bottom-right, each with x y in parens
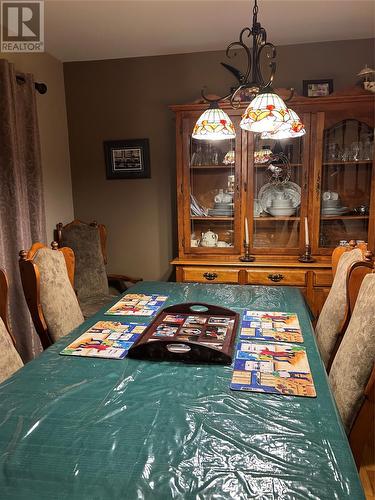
top-left (303, 79), bottom-right (333, 98)
top-left (104, 139), bottom-right (150, 179)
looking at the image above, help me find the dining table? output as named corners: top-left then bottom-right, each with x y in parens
top-left (0, 281), bottom-right (364, 499)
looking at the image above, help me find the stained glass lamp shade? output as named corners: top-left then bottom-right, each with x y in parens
top-left (240, 92), bottom-right (290, 133)
top-left (261, 109), bottom-right (306, 140)
top-left (192, 106), bottom-right (236, 140)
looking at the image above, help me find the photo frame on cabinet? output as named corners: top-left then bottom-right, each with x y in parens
top-left (104, 139), bottom-right (150, 179)
top-left (303, 79), bottom-right (333, 98)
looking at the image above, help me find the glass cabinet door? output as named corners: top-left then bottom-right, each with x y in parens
top-left (250, 113), bottom-right (309, 254)
top-left (183, 115), bottom-right (242, 254)
top-left (317, 116), bottom-right (374, 250)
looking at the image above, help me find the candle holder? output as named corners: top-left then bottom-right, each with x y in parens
top-left (240, 242), bottom-right (255, 262)
top-left (298, 244), bottom-right (315, 263)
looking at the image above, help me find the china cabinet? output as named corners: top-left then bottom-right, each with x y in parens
top-left (170, 88), bottom-right (375, 317)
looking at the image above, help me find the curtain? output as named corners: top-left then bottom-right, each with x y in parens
top-left (0, 59), bottom-right (46, 361)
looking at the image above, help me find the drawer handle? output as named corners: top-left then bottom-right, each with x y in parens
top-left (267, 273), bottom-right (284, 282)
top-left (203, 272), bottom-right (218, 281)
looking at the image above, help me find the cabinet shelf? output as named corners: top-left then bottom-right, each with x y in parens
top-left (190, 216), bottom-right (234, 221)
top-left (323, 160), bottom-right (372, 166)
top-left (254, 216), bottom-right (300, 221)
top-left (320, 215), bottom-right (369, 220)
top-left (254, 163), bottom-right (302, 168)
top-left (190, 165), bottom-right (234, 169)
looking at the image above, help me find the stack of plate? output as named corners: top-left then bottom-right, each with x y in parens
top-left (258, 182), bottom-right (301, 216)
top-left (268, 198), bottom-right (296, 217)
top-left (208, 202), bottom-right (234, 217)
top-left (321, 199), bottom-right (349, 216)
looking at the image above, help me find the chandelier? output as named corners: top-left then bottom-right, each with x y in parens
top-left (192, 0), bottom-right (305, 141)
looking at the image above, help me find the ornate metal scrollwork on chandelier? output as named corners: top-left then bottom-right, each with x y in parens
top-left (192, 0), bottom-right (304, 141)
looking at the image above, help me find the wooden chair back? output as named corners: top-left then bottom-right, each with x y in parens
top-left (0, 268), bottom-right (16, 345)
top-left (326, 250), bottom-right (374, 371)
top-left (347, 250), bottom-right (374, 317)
top-left (331, 240), bottom-right (368, 277)
top-left (55, 220), bottom-right (141, 301)
top-left (0, 268), bottom-right (24, 382)
top-left (0, 268), bottom-right (9, 333)
top-left (329, 257), bottom-right (375, 468)
top-left (350, 364), bottom-right (375, 468)
top-left (19, 242), bottom-right (76, 349)
top-left (56, 220), bottom-right (108, 264)
top-left (347, 259), bottom-right (375, 468)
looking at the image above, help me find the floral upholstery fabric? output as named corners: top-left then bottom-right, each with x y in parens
top-left (329, 273), bottom-right (375, 433)
top-left (33, 248), bottom-right (84, 342)
top-left (315, 248), bottom-right (363, 366)
top-left (60, 223), bottom-right (109, 301)
top-left (0, 318), bottom-right (23, 384)
top-left (79, 293), bottom-right (118, 319)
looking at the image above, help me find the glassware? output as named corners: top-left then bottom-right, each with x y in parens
top-left (350, 142), bottom-right (361, 162)
top-left (327, 143), bottom-right (340, 161)
top-left (212, 150), bottom-right (219, 165)
top-left (361, 136), bottom-right (373, 161)
top-left (340, 146), bottom-right (351, 162)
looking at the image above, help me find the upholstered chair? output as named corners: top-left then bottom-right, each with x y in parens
top-left (55, 220), bottom-right (141, 318)
top-left (19, 242), bottom-right (84, 349)
top-left (0, 269), bottom-right (23, 384)
top-left (315, 242), bottom-right (364, 367)
top-left (329, 272), bottom-right (375, 436)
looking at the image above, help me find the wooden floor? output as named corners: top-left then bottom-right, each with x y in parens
top-left (360, 441), bottom-right (375, 499)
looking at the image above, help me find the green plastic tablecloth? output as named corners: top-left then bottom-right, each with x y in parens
top-left (0, 282), bottom-right (364, 499)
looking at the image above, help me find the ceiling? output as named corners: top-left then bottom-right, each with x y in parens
top-left (44, 0), bottom-right (375, 62)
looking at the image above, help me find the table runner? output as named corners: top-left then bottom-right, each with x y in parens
top-left (0, 282), bottom-right (364, 499)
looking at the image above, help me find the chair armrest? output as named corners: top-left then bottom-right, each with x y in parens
top-left (107, 274), bottom-right (143, 294)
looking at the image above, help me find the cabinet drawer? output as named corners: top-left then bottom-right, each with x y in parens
top-left (246, 269), bottom-right (307, 286)
top-left (182, 267), bottom-right (240, 284)
top-left (314, 271), bottom-right (333, 287)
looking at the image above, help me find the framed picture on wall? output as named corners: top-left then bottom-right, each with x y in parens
top-left (302, 79), bottom-right (333, 97)
top-left (104, 139), bottom-right (150, 179)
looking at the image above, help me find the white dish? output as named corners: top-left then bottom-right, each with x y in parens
top-left (268, 207), bottom-right (296, 217)
top-left (321, 206), bottom-right (350, 215)
top-left (271, 200), bottom-right (293, 208)
top-left (258, 182), bottom-right (301, 214)
top-left (322, 191), bottom-right (339, 201)
top-left (322, 200), bottom-right (340, 208)
top-left (254, 199), bottom-right (262, 217)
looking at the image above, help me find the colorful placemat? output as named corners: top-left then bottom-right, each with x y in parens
top-left (60, 320), bottom-right (147, 359)
top-left (240, 310), bottom-right (303, 343)
top-left (105, 293), bottom-right (168, 317)
top-left (230, 341), bottom-right (316, 397)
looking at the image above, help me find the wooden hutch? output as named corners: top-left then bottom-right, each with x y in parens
top-left (170, 89), bottom-right (375, 317)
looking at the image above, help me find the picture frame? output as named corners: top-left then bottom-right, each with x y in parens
top-left (302, 79), bottom-right (333, 98)
top-left (104, 139), bottom-right (150, 179)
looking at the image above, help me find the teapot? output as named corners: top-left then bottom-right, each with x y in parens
top-left (201, 229), bottom-right (218, 247)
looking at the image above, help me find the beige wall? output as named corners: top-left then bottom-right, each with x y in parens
top-left (64, 38), bottom-right (374, 280)
top-left (0, 52), bottom-right (74, 241)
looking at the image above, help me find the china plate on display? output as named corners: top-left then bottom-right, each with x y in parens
top-left (321, 206), bottom-right (350, 216)
top-left (254, 199), bottom-right (262, 217)
top-left (258, 182), bottom-right (301, 214)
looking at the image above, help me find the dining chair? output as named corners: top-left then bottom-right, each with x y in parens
top-left (0, 269), bottom-right (23, 384)
top-left (19, 242), bottom-right (84, 349)
top-left (329, 270), bottom-right (375, 463)
top-left (315, 241), bottom-right (365, 367)
top-left (55, 220), bottom-right (142, 318)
